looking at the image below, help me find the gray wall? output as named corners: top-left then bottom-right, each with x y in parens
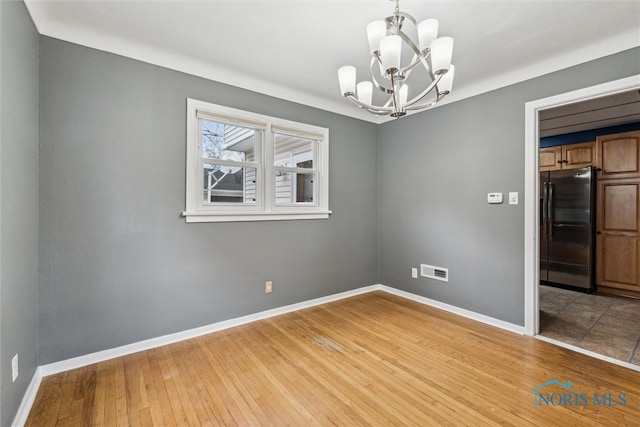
top-left (0, 1), bottom-right (40, 425)
top-left (379, 47), bottom-right (640, 325)
top-left (38, 37), bottom-right (379, 365)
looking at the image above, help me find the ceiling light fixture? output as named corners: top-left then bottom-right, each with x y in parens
top-left (338, 0), bottom-right (454, 118)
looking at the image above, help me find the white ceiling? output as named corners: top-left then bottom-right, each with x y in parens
top-left (24, 0), bottom-right (640, 123)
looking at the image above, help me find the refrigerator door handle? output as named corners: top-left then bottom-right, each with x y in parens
top-left (548, 182), bottom-right (554, 241)
top-left (541, 181), bottom-right (548, 228)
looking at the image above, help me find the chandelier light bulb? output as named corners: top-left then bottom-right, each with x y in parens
top-left (338, 66), bottom-right (357, 95)
top-left (430, 37), bottom-right (454, 75)
top-left (418, 19), bottom-right (438, 52)
top-left (380, 35), bottom-right (402, 74)
top-left (367, 21), bottom-right (387, 54)
top-left (357, 81), bottom-right (373, 105)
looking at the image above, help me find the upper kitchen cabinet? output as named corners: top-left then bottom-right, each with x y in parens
top-left (539, 141), bottom-right (595, 171)
top-left (564, 141), bottom-right (597, 169)
top-left (597, 130), bottom-right (640, 179)
top-left (539, 146), bottom-right (561, 171)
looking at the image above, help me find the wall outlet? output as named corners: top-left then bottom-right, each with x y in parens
top-left (12, 354), bottom-right (18, 382)
top-left (411, 268), bottom-right (418, 279)
top-left (265, 281), bottom-right (273, 293)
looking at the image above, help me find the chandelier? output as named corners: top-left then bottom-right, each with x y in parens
top-left (338, 0), bottom-right (454, 118)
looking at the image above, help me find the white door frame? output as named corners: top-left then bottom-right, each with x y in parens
top-left (523, 74), bottom-right (640, 336)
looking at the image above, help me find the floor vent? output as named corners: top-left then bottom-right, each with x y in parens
top-left (420, 264), bottom-right (449, 282)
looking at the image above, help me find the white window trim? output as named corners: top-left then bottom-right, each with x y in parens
top-left (183, 98), bottom-right (331, 223)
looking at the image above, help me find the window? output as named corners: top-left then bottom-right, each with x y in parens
top-left (183, 99), bottom-right (330, 222)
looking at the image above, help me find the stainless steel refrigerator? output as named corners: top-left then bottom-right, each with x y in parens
top-left (540, 166), bottom-right (596, 292)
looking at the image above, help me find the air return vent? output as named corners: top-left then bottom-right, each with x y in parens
top-left (420, 263), bottom-right (449, 282)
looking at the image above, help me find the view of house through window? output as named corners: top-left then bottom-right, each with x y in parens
top-left (274, 133), bottom-right (316, 205)
top-left (184, 98), bottom-right (330, 222)
top-left (201, 119), bottom-right (259, 204)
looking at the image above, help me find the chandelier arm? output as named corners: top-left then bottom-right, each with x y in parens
top-left (416, 46), bottom-right (436, 81)
top-left (396, 28), bottom-right (437, 81)
top-left (402, 73), bottom-right (443, 109)
top-left (369, 57), bottom-right (393, 94)
top-left (365, 107), bottom-right (394, 116)
top-left (398, 51), bottom-right (430, 87)
top-left (395, 11), bottom-right (417, 27)
top-left (394, 29), bottom-right (437, 92)
top-left (344, 94), bottom-right (393, 115)
top-left (400, 52), bottom-right (423, 79)
top-left (405, 92), bottom-right (448, 112)
top-left (394, 28), bottom-right (422, 63)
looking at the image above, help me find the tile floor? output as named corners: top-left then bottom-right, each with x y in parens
top-left (539, 285), bottom-right (640, 366)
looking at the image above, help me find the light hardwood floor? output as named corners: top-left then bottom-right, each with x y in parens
top-left (26, 292), bottom-right (639, 426)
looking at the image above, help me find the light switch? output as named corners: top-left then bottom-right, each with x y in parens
top-left (509, 192), bottom-right (518, 205)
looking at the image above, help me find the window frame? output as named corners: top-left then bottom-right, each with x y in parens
top-left (183, 99), bottom-right (331, 223)
top-left (273, 130), bottom-right (318, 208)
top-left (198, 118), bottom-right (263, 210)
top-left (289, 147), bottom-right (315, 205)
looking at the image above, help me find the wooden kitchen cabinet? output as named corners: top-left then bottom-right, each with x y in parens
top-left (539, 141), bottom-right (595, 171)
top-left (596, 130), bottom-right (640, 180)
top-left (596, 178), bottom-right (640, 298)
top-left (594, 130), bottom-right (640, 297)
top-left (539, 146), bottom-right (562, 171)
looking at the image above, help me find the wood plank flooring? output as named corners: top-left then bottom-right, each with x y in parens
top-left (26, 291), bottom-right (640, 426)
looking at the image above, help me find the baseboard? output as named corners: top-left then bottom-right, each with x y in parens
top-left (38, 284), bottom-right (524, 377)
top-left (39, 284), bottom-right (380, 377)
top-left (535, 335), bottom-right (640, 372)
top-left (14, 283), bottom-right (524, 425)
top-left (379, 285), bottom-right (525, 335)
top-left (11, 367), bottom-right (44, 427)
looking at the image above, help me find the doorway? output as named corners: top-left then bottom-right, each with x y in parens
top-left (523, 75), bottom-right (640, 366)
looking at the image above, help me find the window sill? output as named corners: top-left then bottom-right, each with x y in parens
top-left (182, 210), bottom-right (332, 223)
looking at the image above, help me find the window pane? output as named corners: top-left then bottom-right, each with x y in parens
top-left (275, 171), bottom-right (314, 205)
top-left (203, 164), bottom-right (257, 204)
top-left (274, 133), bottom-right (314, 169)
top-left (202, 119), bottom-right (258, 162)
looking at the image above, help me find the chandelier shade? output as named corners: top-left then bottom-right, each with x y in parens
top-left (357, 81), bottom-right (373, 104)
top-left (430, 37), bottom-right (454, 75)
top-left (338, 66), bottom-right (356, 95)
top-left (367, 21), bottom-right (387, 53)
top-left (380, 35), bottom-right (402, 73)
top-left (337, 0), bottom-right (455, 118)
top-left (418, 19), bottom-right (438, 52)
